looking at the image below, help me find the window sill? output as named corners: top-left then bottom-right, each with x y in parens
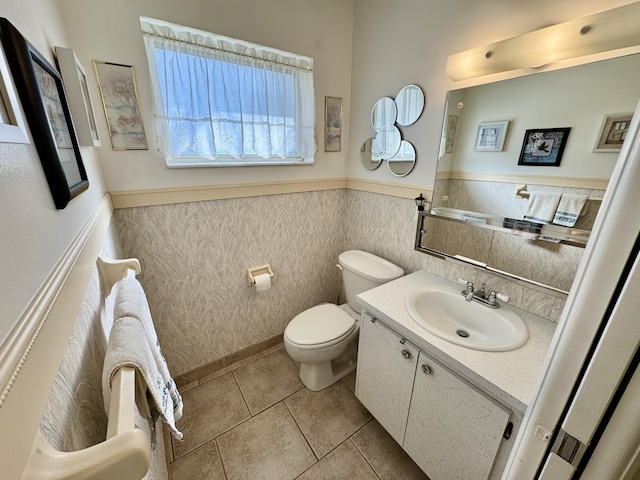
top-left (166, 158), bottom-right (314, 168)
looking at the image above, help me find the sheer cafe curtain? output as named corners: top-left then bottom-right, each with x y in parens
top-left (140, 17), bottom-right (316, 167)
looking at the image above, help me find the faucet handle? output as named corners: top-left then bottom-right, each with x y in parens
top-left (496, 292), bottom-right (510, 303)
top-left (457, 278), bottom-right (473, 288)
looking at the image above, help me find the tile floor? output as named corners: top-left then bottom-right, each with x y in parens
top-left (167, 344), bottom-right (429, 480)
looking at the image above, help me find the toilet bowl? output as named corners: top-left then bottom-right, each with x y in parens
top-left (284, 250), bottom-right (404, 391)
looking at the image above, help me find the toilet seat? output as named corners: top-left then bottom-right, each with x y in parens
top-left (285, 304), bottom-right (356, 348)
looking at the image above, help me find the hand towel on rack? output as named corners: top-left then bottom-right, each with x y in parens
top-left (108, 276), bottom-right (183, 439)
top-left (523, 191), bottom-right (562, 224)
top-left (103, 317), bottom-right (183, 441)
top-left (553, 194), bottom-right (588, 227)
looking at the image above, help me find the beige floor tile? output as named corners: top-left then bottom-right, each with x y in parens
top-left (233, 348), bottom-right (304, 414)
top-left (170, 440), bottom-right (226, 480)
top-left (217, 402), bottom-right (316, 480)
top-left (285, 381), bottom-right (372, 458)
top-left (296, 440), bottom-right (379, 480)
top-left (351, 419), bottom-right (428, 480)
top-left (173, 372), bottom-right (250, 459)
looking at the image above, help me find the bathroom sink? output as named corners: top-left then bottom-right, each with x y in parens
top-left (404, 288), bottom-right (528, 351)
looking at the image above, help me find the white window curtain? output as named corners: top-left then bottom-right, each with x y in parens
top-left (140, 17), bottom-right (315, 167)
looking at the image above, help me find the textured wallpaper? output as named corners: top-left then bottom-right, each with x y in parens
top-left (114, 191), bottom-right (347, 376)
top-left (39, 222), bottom-right (169, 480)
top-left (113, 188), bottom-right (573, 381)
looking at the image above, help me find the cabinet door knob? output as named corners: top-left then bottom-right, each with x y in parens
top-left (401, 349), bottom-right (411, 359)
top-left (421, 364), bottom-right (431, 375)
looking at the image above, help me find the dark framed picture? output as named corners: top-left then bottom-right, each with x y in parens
top-left (0, 17), bottom-right (88, 209)
top-left (518, 127), bottom-right (571, 167)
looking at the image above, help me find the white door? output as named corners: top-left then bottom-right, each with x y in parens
top-left (539, 243), bottom-right (640, 479)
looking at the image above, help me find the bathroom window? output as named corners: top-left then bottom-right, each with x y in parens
top-left (140, 17), bottom-right (316, 167)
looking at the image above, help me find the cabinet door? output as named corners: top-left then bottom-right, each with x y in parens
top-left (404, 352), bottom-right (511, 480)
top-left (356, 314), bottom-right (419, 444)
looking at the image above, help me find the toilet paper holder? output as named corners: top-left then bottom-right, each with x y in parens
top-left (247, 264), bottom-right (274, 285)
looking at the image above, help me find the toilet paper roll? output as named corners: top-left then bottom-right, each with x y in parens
top-left (253, 273), bottom-right (271, 291)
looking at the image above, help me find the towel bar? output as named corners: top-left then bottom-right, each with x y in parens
top-left (22, 367), bottom-right (149, 480)
top-left (22, 256), bottom-right (150, 480)
top-left (514, 185), bottom-right (603, 201)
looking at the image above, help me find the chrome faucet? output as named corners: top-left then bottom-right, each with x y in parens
top-left (462, 281), bottom-right (475, 301)
top-left (457, 278), bottom-right (509, 309)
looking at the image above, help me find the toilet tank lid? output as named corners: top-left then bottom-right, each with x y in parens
top-left (338, 250), bottom-right (404, 283)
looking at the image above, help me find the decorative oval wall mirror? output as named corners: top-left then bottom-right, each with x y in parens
top-left (395, 84), bottom-right (425, 127)
top-left (360, 137), bottom-right (382, 170)
top-left (372, 125), bottom-right (401, 160)
top-left (371, 97), bottom-right (397, 131)
top-left (387, 140), bottom-right (416, 177)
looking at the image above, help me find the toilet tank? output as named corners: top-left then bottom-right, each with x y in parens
top-left (338, 250), bottom-right (404, 313)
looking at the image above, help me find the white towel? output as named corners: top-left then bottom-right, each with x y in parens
top-left (553, 194), bottom-right (588, 227)
top-left (523, 192), bottom-right (561, 224)
top-left (104, 277), bottom-right (183, 440)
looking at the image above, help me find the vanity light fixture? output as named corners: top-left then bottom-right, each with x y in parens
top-left (415, 193), bottom-right (426, 211)
top-left (446, 2), bottom-right (640, 83)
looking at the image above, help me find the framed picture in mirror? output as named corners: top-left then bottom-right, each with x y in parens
top-left (594, 113), bottom-right (633, 152)
top-left (474, 120), bottom-right (509, 152)
top-left (444, 114), bottom-right (459, 153)
top-left (518, 127), bottom-right (571, 166)
top-left (324, 95), bottom-right (342, 152)
top-left (0, 17), bottom-right (89, 209)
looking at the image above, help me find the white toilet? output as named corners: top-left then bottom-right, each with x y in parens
top-left (284, 250), bottom-right (404, 391)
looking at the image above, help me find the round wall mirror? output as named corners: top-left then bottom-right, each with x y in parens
top-left (395, 84), bottom-right (425, 127)
top-left (372, 125), bottom-right (401, 160)
top-left (371, 97), bottom-right (397, 131)
top-left (387, 140), bottom-right (416, 177)
top-left (360, 138), bottom-right (382, 170)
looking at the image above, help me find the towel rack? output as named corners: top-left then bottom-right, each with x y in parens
top-left (22, 256), bottom-right (150, 480)
top-left (514, 184), bottom-right (603, 201)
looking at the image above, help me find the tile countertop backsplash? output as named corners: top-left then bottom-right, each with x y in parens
top-left (356, 270), bottom-right (557, 413)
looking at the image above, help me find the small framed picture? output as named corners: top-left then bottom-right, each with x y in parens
top-left (94, 60), bottom-right (147, 150)
top-left (55, 47), bottom-right (101, 147)
top-left (518, 128), bottom-right (571, 167)
top-left (474, 120), bottom-right (509, 152)
top-left (594, 113), bottom-right (633, 152)
top-left (0, 32), bottom-right (29, 144)
top-left (324, 96), bottom-right (342, 152)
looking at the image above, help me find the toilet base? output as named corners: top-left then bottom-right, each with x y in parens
top-left (298, 341), bottom-right (357, 391)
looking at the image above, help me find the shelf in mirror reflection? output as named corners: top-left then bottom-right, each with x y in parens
top-left (429, 207), bottom-right (590, 246)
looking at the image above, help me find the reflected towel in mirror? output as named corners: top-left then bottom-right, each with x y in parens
top-left (523, 192), bottom-right (561, 224)
top-left (553, 194), bottom-right (588, 227)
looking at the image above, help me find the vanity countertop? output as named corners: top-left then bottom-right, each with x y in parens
top-left (357, 270), bottom-right (557, 413)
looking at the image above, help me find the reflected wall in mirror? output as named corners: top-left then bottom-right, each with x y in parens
top-left (360, 137), bottom-right (382, 170)
top-left (388, 140), bottom-right (416, 176)
top-left (395, 84), bottom-right (424, 126)
top-left (371, 96), bottom-right (397, 131)
top-left (417, 54), bottom-right (640, 293)
top-left (372, 125), bottom-right (401, 160)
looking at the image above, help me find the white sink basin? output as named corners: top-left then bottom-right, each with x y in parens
top-left (405, 288), bottom-right (528, 351)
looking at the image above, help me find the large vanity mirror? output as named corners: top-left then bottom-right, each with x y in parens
top-left (417, 53), bottom-right (640, 293)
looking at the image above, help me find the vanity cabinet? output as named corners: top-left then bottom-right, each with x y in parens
top-left (356, 312), bottom-right (512, 480)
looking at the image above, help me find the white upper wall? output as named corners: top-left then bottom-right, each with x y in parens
top-left (58, 0), bottom-right (355, 192)
top-left (0, 0), bottom-right (107, 345)
top-left (347, 0), bottom-right (639, 191)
